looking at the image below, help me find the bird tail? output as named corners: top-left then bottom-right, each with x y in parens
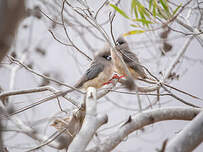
top-left (119, 76), bottom-right (135, 90)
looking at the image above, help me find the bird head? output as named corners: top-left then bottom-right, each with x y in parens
top-left (94, 45), bottom-right (112, 62)
top-left (116, 36), bottom-right (127, 46)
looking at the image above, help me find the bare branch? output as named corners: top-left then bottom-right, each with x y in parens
top-left (163, 36), bottom-right (194, 81)
top-left (68, 87), bottom-right (108, 152)
top-left (161, 85), bottom-right (200, 108)
top-left (87, 107), bottom-right (202, 152)
top-left (61, 0), bottom-right (92, 61)
top-left (0, 86), bottom-right (57, 100)
top-left (165, 111), bottom-right (203, 152)
top-left (48, 29), bottom-right (73, 46)
top-left (8, 56), bottom-right (83, 93)
top-left (95, 0), bottom-right (108, 19)
top-left (7, 89), bottom-right (80, 116)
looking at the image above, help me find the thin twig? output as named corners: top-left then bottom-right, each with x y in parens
top-left (8, 56), bottom-right (83, 93)
top-left (161, 85), bottom-right (200, 108)
top-left (8, 89), bottom-right (80, 117)
top-left (25, 129), bottom-right (67, 152)
top-left (0, 86), bottom-right (57, 100)
top-left (40, 9), bottom-right (63, 25)
top-left (95, 0), bottom-right (108, 19)
top-left (61, 0), bottom-right (92, 61)
top-left (48, 30), bottom-right (72, 46)
top-left (163, 83), bottom-right (203, 101)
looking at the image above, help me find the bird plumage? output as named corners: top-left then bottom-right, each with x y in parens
top-left (115, 36), bottom-right (147, 79)
top-left (74, 45), bottom-right (113, 90)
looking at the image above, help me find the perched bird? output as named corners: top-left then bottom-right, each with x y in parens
top-left (51, 116), bottom-right (79, 137)
top-left (72, 45), bottom-right (113, 91)
top-left (114, 36), bottom-right (147, 80)
top-left (51, 109), bottom-right (85, 148)
top-left (51, 111), bottom-right (84, 137)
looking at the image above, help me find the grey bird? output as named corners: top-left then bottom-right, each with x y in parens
top-left (114, 36), bottom-right (147, 80)
top-left (73, 45), bottom-right (113, 90)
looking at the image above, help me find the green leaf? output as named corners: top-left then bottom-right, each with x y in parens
top-left (157, 6), bottom-right (168, 19)
top-left (133, 19), bottom-right (153, 24)
top-left (157, 11), bottom-right (164, 18)
top-left (110, 4), bottom-right (130, 19)
top-left (138, 7), bottom-right (146, 26)
top-left (131, 0), bottom-right (136, 15)
top-left (130, 24), bottom-right (139, 28)
top-left (123, 30), bottom-right (145, 36)
top-left (152, 0), bottom-right (157, 17)
top-left (159, 0), bottom-right (170, 14)
top-left (134, 4), bottom-right (138, 18)
top-left (138, 7), bottom-right (145, 19)
top-left (149, 0), bottom-right (153, 10)
top-left (143, 8), bottom-right (151, 19)
top-left (172, 3), bottom-right (182, 16)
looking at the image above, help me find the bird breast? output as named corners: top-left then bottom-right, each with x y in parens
top-left (82, 63), bottom-right (113, 89)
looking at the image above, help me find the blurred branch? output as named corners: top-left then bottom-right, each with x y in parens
top-left (26, 129), bottom-right (67, 152)
top-left (176, 18), bottom-right (203, 47)
top-left (87, 107), bottom-right (202, 152)
top-left (95, 0), bottom-right (108, 19)
top-left (109, 0), bottom-right (121, 45)
top-left (0, 105), bottom-right (65, 150)
top-left (48, 30), bottom-right (73, 46)
top-left (0, 86), bottom-right (57, 101)
top-left (163, 37), bottom-right (194, 80)
top-left (0, 0), bottom-right (25, 62)
top-left (7, 56), bottom-right (83, 93)
top-left (8, 89), bottom-right (80, 116)
top-left (68, 87), bottom-right (108, 152)
top-left (165, 111), bottom-right (203, 152)
top-left (39, 9), bottom-right (63, 25)
top-left (0, 108), bottom-right (4, 151)
top-left (161, 85), bottom-right (200, 108)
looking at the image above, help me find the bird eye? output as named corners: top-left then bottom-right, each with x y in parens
top-left (116, 40), bottom-right (125, 45)
top-left (104, 55), bottom-right (111, 61)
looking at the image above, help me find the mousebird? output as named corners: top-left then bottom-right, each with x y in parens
top-left (114, 36), bottom-right (147, 80)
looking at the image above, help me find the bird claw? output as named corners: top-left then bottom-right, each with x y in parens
top-left (103, 74), bottom-right (126, 86)
top-left (112, 74), bottom-right (120, 79)
top-left (112, 74), bottom-right (125, 80)
top-left (103, 81), bottom-right (112, 85)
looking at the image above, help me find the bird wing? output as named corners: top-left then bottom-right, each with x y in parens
top-left (119, 47), bottom-right (146, 78)
top-left (75, 62), bottom-right (104, 88)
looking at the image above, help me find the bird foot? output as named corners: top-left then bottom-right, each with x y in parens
top-left (112, 74), bottom-right (125, 80)
top-left (103, 81), bottom-right (112, 85)
top-left (103, 74), bottom-right (126, 85)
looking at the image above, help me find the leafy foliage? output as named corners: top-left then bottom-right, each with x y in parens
top-left (110, 0), bottom-right (182, 36)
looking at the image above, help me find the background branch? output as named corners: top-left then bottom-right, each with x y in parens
top-left (165, 111), bottom-right (203, 152)
top-left (87, 107), bottom-right (202, 152)
top-left (68, 87), bottom-right (108, 152)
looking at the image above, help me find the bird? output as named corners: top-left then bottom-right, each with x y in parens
top-left (114, 36), bottom-right (147, 80)
top-left (71, 45), bottom-right (113, 91)
top-left (51, 116), bottom-right (79, 137)
top-left (51, 110), bottom-right (84, 138)
top-left (50, 109), bottom-right (85, 149)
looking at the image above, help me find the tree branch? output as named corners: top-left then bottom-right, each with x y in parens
top-left (68, 87), bottom-right (108, 152)
top-left (86, 107), bottom-right (201, 152)
top-left (165, 111), bottom-right (203, 152)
